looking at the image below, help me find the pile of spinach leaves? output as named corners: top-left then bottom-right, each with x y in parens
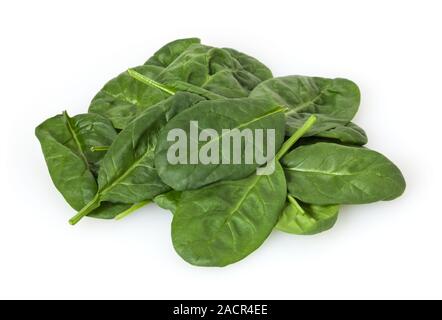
top-left (36, 38), bottom-right (406, 267)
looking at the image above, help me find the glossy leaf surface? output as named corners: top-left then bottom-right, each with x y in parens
top-left (89, 65), bottom-right (169, 129)
top-left (282, 142), bottom-right (406, 204)
top-left (172, 162), bottom-right (286, 267)
top-left (70, 92), bottom-right (204, 224)
top-left (156, 44), bottom-right (273, 98)
top-left (88, 202), bottom-right (133, 219)
top-left (223, 48), bottom-right (273, 84)
top-left (145, 38), bottom-right (201, 67)
top-left (317, 122), bottom-right (367, 145)
top-left (90, 39), bottom-right (273, 129)
top-left (155, 98), bottom-right (286, 190)
top-left (97, 92), bottom-right (204, 202)
top-left (286, 113), bottom-right (367, 145)
top-left (250, 75), bottom-right (360, 122)
top-left (36, 112), bottom-right (117, 210)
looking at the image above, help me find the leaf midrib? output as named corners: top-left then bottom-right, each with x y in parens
top-left (100, 145), bottom-right (156, 196)
top-left (285, 167), bottom-right (362, 177)
top-left (284, 82), bottom-right (331, 115)
top-left (183, 174), bottom-right (263, 250)
top-left (63, 113), bottom-right (90, 172)
top-left (197, 106), bottom-right (284, 150)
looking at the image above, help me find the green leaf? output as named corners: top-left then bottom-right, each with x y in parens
top-left (155, 98), bottom-right (286, 191)
top-left (286, 113), bottom-right (368, 145)
top-left (282, 142), bottom-right (406, 204)
top-left (172, 162), bottom-right (287, 267)
top-left (250, 76), bottom-right (360, 121)
top-left (87, 202), bottom-right (133, 219)
top-left (89, 39), bottom-right (203, 129)
top-left (89, 65), bottom-right (170, 129)
top-left (87, 201), bottom-right (151, 220)
top-left (145, 38), bottom-right (201, 67)
top-left (223, 48), bottom-right (273, 83)
top-left (156, 44), bottom-right (273, 98)
top-left (36, 112), bottom-right (117, 210)
top-left (153, 190), bottom-right (182, 213)
top-left (316, 121), bottom-right (367, 145)
top-left (69, 92), bottom-right (204, 225)
top-left (276, 196), bottom-right (339, 235)
top-left (93, 40), bottom-right (273, 129)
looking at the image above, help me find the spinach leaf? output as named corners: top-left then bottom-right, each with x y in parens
top-left (91, 40), bottom-right (273, 129)
top-left (171, 115), bottom-right (317, 266)
top-left (276, 196), bottom-right (339, 235)
top-left (286, 113), bottom-right (367, 145)
top-left (250, 76), bottom-right (360, 122)
top-left (316, 121), bottom-right (367, 145)
top-left (155, 44), bottom-right (273, 98)
top-left (36, 111), bottom-right (117, 210)
top-left (145, 38), bottom-right (201, 67)
top-left (87, 202), bottom-right (133, 219)
top-left (36, 111), bottom-right (144, 220)
top-left (89, 38), bottom-right (202, 129)
top-left (88, 200), bottom-right (151, 220)
top-left (127, 68), bottom-right (223, 100)
top-left (172, 162), bottom-right (287, 267)
top-left (69, 92), bottom-right (205, 225)
top-left (155, 98), bottom-right (286, 191)
top-left (223, 48), bottom-right (273, 84)
top-left (250, 76), bottom-right (362, 145)
top-left (37, 38), bottom-right (407, 267)
top-left (88, 65), bottom-right (170, 129)
top-left (282, 142), bottom-right (406, 204)
top-left (153, 190), bottom-right (182, 213)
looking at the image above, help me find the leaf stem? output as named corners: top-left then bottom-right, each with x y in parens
top-left (276, 115), bottom-right (317, 160)
top-left (127, 69), bottom-right (176, 95)
top-left (115, 200), bottom-right (151, 221)
top-left (90, 146), bottom-right (110, 152)
top-left (69, 195), bottom-right (101, 225)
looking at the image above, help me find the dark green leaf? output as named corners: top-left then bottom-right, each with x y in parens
top-left (153, 190), bottom-right (182, 213)
top-left (145, 38), bottom-right (201, 67)
top-left (89, 65), bottom-right (170, 129)
top-left (286, 113), bottom-right (367, 145)
top-left (250, 76), bottom-right (360, 122)
top-left (156, 44), bottom-right (273, 98)
top-left (36, 112), bottom-right (117, 210)
top-left (70, 92), bottom-right (204, 224)
top-left (223, 48), bottom-right (273, 83)
top-left (172, 162), bottom-right (287, 267)
top-left (94, 41), bottom-right (273, 129)
top-left (316, 121), bottom-right (367, 145)
top-left (87, 202), bottom-right (133, 219)
top-left (95, 92), bottom-right (203, 202)
top-left (282, 142), bottom-right (406, 204)
top-left (155, 98), bottom-right (286, 191)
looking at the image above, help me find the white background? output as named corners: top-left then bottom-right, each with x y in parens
top-left (1, 0), bottom-right (441, 300)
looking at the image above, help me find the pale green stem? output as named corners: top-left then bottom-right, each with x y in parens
top-left (69, 195), bottom-right (101, 225)
top-left (275, 115), bottom-right (317, 160)
top-left (90, 146), bottom-right (110, 152)
top-left (127, 69), bottom-right (176, 95)
top-left (115, 200), bottom-right (151, 221)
